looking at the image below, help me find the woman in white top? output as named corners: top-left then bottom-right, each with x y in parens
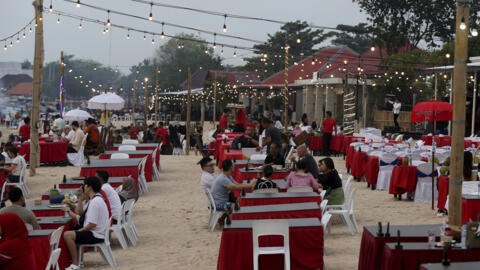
top-left (2, 147), bottom-right (22, 183)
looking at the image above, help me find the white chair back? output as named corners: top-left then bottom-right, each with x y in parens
top-left (253, 188), bottom-right (278, 193)
top-left (343, 176), bottom-right (353, 195)
top-left (49, 226), bottom-right (64, 251)
top-left (287, 186), bottom-right (313, 193)
top-left (321, 212), bottom-right (332, 229)
top-left (111, 153), bottom-right (130, 159)
top-left (45, 248), bottom-right (62, 270)
top-left (252, 219), bottom-right (290, 270)
top-left (119, 145), bottom-right (136, 151)
top-left (379, 153), bottom-right (398, 170)
top-left (122, 139), bottom-right (139, 145)
top-left (320, 199), bottom-right (328, 215)
top-left (320, 190), bottom-right (327, 200)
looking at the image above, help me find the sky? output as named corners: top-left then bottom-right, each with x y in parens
top-left (0, 0), bottom-right (367, 74)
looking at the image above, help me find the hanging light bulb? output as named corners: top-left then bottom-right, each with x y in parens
top-left (16, 35), bottom-right (19, 43)
top-left (57, 15), bottom-right (60, 24)
top-left (446, 53), bottom-right (451, 58)
top-left (152, 34), bottom-right (155, 44)
top-left (126, 29), bottom-right (130, 39)
top-left (22, 31), bottom-right (26, 39)
top-left (78, 19), bottom-right (83, 29)
top-left (9, 41), bottom-right (13, 47)
top-left (296, 37), bottom-right (301, 43)
top-left (222, 14), bottom-right (227, 32)
top-left (143, 33), bottom-right (146, 40)
top-left (49, 0), bottom-right (53, 12)
top-left (29, 26), bottom-right (32, 33)
top-left (76, 0), bottom-right (81, 8)
top-left (3, 43), bottom-right (7, 51)
top-left (160, 22), bottom-right (165, 38)
top-left (106, 10), bottom-right (111, 27)
top-left (233, 47), bottom-right (237, 57)
top-left (473, 28), bottom-right (479, 37)
top-left (460, 17), bottom-right (466, 30)
top-left (370, 46), bottom-right (375, 52)
top-left (221, 45), bottom-right (224, 55)
top-left (148, 2), bottom-right (153, 21)
top-left (213, 33), bottom-right (217, 49)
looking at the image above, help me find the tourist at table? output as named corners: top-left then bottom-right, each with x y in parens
top-left (317, 157), bottom-right (344, 205)
top-left (85, 118), bottom-right (100, 149)
top-left (264, 142), bottom-right (285, 167)
top-left (255, 165), bottom-right (277, 189)
top-left (18, 117), bottom-right (30, 142)
top-left (321, 111), bottom-right (337, 156)
top-left (112, 129), bottom-right (123, 144)
top-left (68, 121), bottom-right (85, 153)
top-left (96, 171), bottom-right (121, 222)
top-left (43, 124), bottom-right (53, 136)
top-left (232, 125), bottom-right (259, 149)
top-left (286, 158), bottom-right (319, 191)
top-left (297, 144), bottom-right (319, 179)
top-left (464, 151), bottom-right (473, 181)
top-left (300, 113), bottom-right (310, 131)
top-left (0, 187), bottom-right (40, 230)
top-left (0, 212), bottom-right (36, 269)
top-left (210, 159), bottom-right (257, 211)
top-left (118, 177), bottom-right (139, 203)
top-left (219, 108), bottom-right (230, 130)
top-left (1, 147), bottom-right (22, 183)
top-left (53, 114), bottom-right (66, 131)
top-left (155, 122), bottom-right (169, 144)
top-left (199, 157), bottom-right (216, 190)
top-left (281, 134), bottom-right (293, 160)
top-left (62, 125), bottom-right (75, 141)
top-left (63, 177), bottom-right (109, 270)
top-left (261, 118), bottom-right (282, 152)
top-left (234, 105), bottom-right (246, 132)
top-left (129, 124), bottom-right (141, 140)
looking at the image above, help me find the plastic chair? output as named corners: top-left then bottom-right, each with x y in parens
top-left (320, 199), bottom-right (329, 215)
top-left (151, 148), bottom-right (161, 181)
top-left (287, 186), bottom-right (313, 193)
top-left (395, 134), bottom-right (404, 141)
top-left (49, 226), bottom-right (64, 252)
top-left (67, 133), bottom-right (88, 166)
top-left (414, 163), bottom-right (438, 203)
top-left (137, 157), bottom-right (149, 194)
top-left (320, 190), bottom-right (327, 200)
top-left (109, 202), bottom-right (129, 249)
top-left (123, 199), bottom-right (138, 245)
top-left (45, 248), bottom-right (61, 270)
top-left (0, 156), bottom-right (29, 201)
top-left (202, 188), bottom-right (225, 232)
top-left (110, 153), bottom-right (129, 159)
top-left (119, 145), bottom-right (136, 151)
top-left (343, 176), bottom-right (353, 195)
top-left (327, 188), bottom-right (359, 235)
top-left (253, 188), bottom-right (278, 193)
top-left (376, 153), bottom-right (398, 190)
top-left (321, 212), bottom-right (332, 234)
top-left (78, 217), bottom-right (117, 267)
top-left (252, 219), bottom-right (290, 270)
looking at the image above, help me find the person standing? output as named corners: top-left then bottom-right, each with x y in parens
top-left (218, 109), bottom-right (230, 130)
top-left (321, 111), bottom-right (337, 157)
top-left (261, 118), bottom-right (282, 152)
top-left (84, 118), bottom-right (100, 149)
top-left (18, 117), bottom-right (30, 142)
top-left (234, 105), bottom-right (246, 132)
top-left (387, 98), bottom-right (402, 131)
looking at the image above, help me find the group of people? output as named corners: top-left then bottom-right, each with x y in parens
top-left (0, 172), bottom-right (139, 269)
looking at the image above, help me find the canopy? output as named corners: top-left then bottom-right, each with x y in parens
top-left (64, 109), bottom-right (92, 121)
top-left (88, 92), bottom-right (125, 111)
top-left (411, 100), bottom-right (453, 122)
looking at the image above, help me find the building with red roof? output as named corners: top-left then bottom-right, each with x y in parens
top-left (6, 82), bottom-right (33, 96)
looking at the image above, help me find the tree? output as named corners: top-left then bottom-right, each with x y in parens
top-left (327, 23), bottom-right (374, 53)
top-left (242, 20), bottom-right (328, 80)
top-left (354, 0), bottom-right (479, 52)
top-left (21, 59), bottom-right (33, 69)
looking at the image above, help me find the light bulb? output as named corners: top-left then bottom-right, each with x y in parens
top-left (76, 0), bottom-right (81, 7)
top-left (78, 22), bottom-right (82, 29)
top-left (223, 24), bottom-right (227, 32)
top-left (296, 37), bottom-right (301, 43)
top-left (57, 17), bottom-right (60, 24)
top-left (473, 29), bottom-right (478, 37)
top-left (29, 27), bottom-right (32, 33)
top-left (9, 41), bottom-right (13, 47)
top-left (22, 32), bottom-right (26, 39)
top-left (152, 38), bottom-right (155, 44)
top-left (16, 37), bottom-right (19, 43)
top-left (370, 46), bottom-right (375, 52)
top-left (460, 17), bottom-right (466, 30)
top-left (3, 45), bottom-right (7, 51)
top-left (126, 33), bottom-right (130, 39)
top-left (149, 12), bottom-right (153, 21)
top-left (161, 32), bottom-right (165, 39)
top-left (143, 34), bottom-right (146, 40)
top-left (446, 53), bottom-right (450, 58)
top-left (107, 19), bottom-right (111, 27)
top-left (49, 4), bottom-right (53, 12)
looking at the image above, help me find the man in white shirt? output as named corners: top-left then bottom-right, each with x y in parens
top-left (96, 170), bottom-right (122, 222)
top-left (68, 121), bottom-right (85, 153)
top-left (199, 157), bottom-right (216, 190)
top-left (63, 177), bottom-right (109, 270)
top-left (62, 125), bottom-right (75, 142)
top-left (387, 98), bottom-right (402, 131)
top-left (53, 114), bottom-right (66, 131)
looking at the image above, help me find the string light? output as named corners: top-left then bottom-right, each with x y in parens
top-left (76, 0), bottom-right (81, 8)
top-left (16, 35), bottom-right (19, 43)
top-left (233, 47), bottom-right (237, 57)
top-left (106, 10), bottom-right (111, 26)
top-left (161, 22), bottom-right (165, 38)
top-left (370, 46), bottom-right (375, 52)
top-left (151, 34), bottom-right (155, 44)
top-left (9, 41), bottom-right (13, 47)
top-left (460, 17), bottom-right (466, 30)
top-left (222, 14), bottom-right (227, 32)
top-left (296, 37), bottom-right (301, 43)
top-left (57, 14), bottom-right (60, 24)
top-left (143, 33), bottom-right (146, 40)
top-left (472, 28), bottom-right (478, 37)
top-left (221, 45), bottom-right (224, 55)
top-left (148, 2), bottom-right (153, 21)
top-left (22, 31), bottom-right (26, 39)
top-left (126, 29), bottom-right (130, 39)
top-left (445, 53), bottom-right (450, 58)
top-left (29, 26), bottom-right (32, 33)
top-left (78, 19), bottom-right (83, 29)
top-left (3, 41), bottom-right (7, 51)
top-left (49, 0), bottom-right (53, 12)
top-left (213, 33), bottom-right (217, 49)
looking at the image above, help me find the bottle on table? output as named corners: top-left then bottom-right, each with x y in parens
top-left (461, 223), bottom-right (467, 249)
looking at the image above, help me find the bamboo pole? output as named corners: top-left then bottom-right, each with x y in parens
top-left (471, 72), bottom-right (477, 136)
top-left (284, 44), bottom-right (290, 128)
top-left (144, 77), bottom-right (149, 128)
top-left (60, 51), bottom-right (65, 117)
top-left (213, 73), bottom-right (217, 126)
top-left (30, 0), bottom-right (44, 176)
top-left (186, 69), bottom-right (192, 155)
top-left (449, 0), bottom-right (469, 233)
top-left (132, 74), bottom-right (136, 125)
top-left (154, 66), bottom-right (159, 124)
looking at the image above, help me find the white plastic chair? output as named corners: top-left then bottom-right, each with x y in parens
top-left (78, 217), bottom-right (117, 267)
top-left (45, 248), bottom-right (61, 270)
top-left (122, 139), bottom-right (139, 145)
top-left (287, 186), bottom-right (313, 193)
top-left (322, 212), bottom-right (332, 235)
top-left (252, 219), bottom-right (290, 270)
top-left (320, 199), bottom-right (329, 215)
top-left (250, 154), bottom-right (267, 162)
top-left (67, 133), bottom-right (88, 166)
top-left (319, 190), bottom-right (327, 200)
top-left (109, 202), bottom-right (129, 249)
top-left (253, 188), bottom-right (278, 193)
top-left (49, 226), bottom-right (64, 253)
top-left (343, 176), bottom-right (353, 195)
top-left (395, 134), bottom-right (404, 141)
top-left (327, 188), bottom-right (359, 235)
top-left (151, 148), bottom-right (161, 181)
top-left (202, 188), bottom-right (224, 232)
top-left (1, 156), bottom-right (29, 200)
top-left (119, 145), bottom-right (136, 151)
top-left (137, 157), bottom-right (149, 194)
top-left (376, 153), bottom-right (398, 190)
top-left (110, 153), bottom-right (129, 159)
top-left (123, 199), bottom-right (138, 245)
top-left (414, 163), bottom-right (438, 203)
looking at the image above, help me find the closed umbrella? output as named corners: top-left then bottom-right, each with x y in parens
top-left (411, 100), bottom-right (453, 210)
top-left (64, 109), bottom-right (92, 122)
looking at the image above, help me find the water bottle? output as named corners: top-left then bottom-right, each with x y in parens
top-left (477, 183), bottom-right (480, 195)
top-left (461, 223), bottom-right (467, 249)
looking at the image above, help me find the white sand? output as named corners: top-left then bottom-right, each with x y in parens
top-left (1, 125), bottom-right (443, 269)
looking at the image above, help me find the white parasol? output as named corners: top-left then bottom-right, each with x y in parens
top-left (64, 109), bottom-right (92, 121)
top-left (88, 92), bottom-right (125, 111)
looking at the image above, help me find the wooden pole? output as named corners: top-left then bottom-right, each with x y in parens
top-left (213, 74), bottom-right (217, 127)
top-left (60, 51), bottom-right (65, 117)
top-left (284, 44), bottom-right (290, 128)
top-left (471, 72), bottom-right (477, 136)
top-left (186, 69), bottom-right (192, 155)
top-left (449, 0), bottom-right (469, 233)
top-left (132, 74), bottom-right (136, 125)
top-left (30, 0), bottom-right (44, 176)
top-left (144, 77), bottom-right (149, 128)
top-left (154, 66), bottom-right (159, 125)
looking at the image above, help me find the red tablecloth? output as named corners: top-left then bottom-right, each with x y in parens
top-left (462, 198), bottom-right (480, 224)
top-left (80, 166), bottom-right (140, 183)
top-left (344, 136), bottom-right (363, 152)
top-left (421, 135), bottom-right (451, 147)
top-left (220, 150), bottom-right (244, 169)
top-left (218, 142), bottom-right (232, 169)
top-left (217, 226), bottom-right (323, 270)
top-left (437, 176), bottom-right (449, 211)
top-left (97, 155), bottom-right (153, 182)
top-left (29, 233), bottom-right (71, 270)
top-left (389, 166), bottom-right (417, 195)
top-left (309, 135), bottom-right (344, 152)
top-left (236, 171), bottom-right (290, 182)
top-left (351, 151), bottom-right (368, 178)
top-left (365, 156), bottom-right (380, 186)
top-left (231, 209), bottom-right (322, 221)
top-left (239, 195), bottom-right (322, 207)
top-left (109, 146), bottom-right (156, 151)
top-left (346, 146), bottom-right (355, 169)
top-left (32, 209), bottom-right (65, 217)
top-left (380, 243), bottom-right (480, 270)
top-left (19, 141), bottom-right (68, 163)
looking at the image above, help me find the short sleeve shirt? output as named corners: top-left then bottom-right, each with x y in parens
top-left (265, 127), bottom-right (282, 147)
top-left (19, 125), bottom-right (30, 140)
top-left (210, 173), bottom-right (234, 206)
top-left (11, 156), bottom-right (22, 176)
top-left (83, 195), bottom-right (109, 239)
top-left (322, 118), bottom-right (337, 134)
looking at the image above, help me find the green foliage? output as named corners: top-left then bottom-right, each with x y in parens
top-left (327, 23), bottom-right (374, 53)
top-left (242, 20), bottom-right (328, 80)
top-left (21, 59), bottom-right (32, 70)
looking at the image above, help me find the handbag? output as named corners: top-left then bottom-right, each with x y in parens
top-left (293, 131), bottom-right (310, 146)
top-left (466, 213), bottom-right (480, 249)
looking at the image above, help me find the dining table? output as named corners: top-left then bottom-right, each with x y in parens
top-left (231, 202), bottom-right (322, 221)
top-left (79, 158), bottom-right (151, 182)
top-left (58, 177), bottom-right (125, 189)
top-left (238, 191), bottom-right (322, 206)
top-left (420, 262), bottom-right (480, 270)
top-left (236, 167), bottom-right (290, 182)
top-left (29, 229), bottom-right (71, 270)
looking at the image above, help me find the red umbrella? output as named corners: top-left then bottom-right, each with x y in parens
top-left (411, 100), bottom-right (453, 122)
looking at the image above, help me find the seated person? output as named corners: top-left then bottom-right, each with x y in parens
top-left (210, 159), bottom-right (257, 211)
top-left (84, 118), bottom-right (100, 149)
top-left (2, 147), bottom-right (22, 183)
top-left (112, 130), bottom-right (123, 144)
top-left (96, 171), bottom-right (120, 222)
top-left (118, 177), bottom-right (139, 203)
top-left (264, 142), bottom-right (285, 167)
top-left (317, 157), bottom-right (344, 205)
top-left (199, 157), bottom-right (216, 190)
top-left (297, 144), bottom-right (319, 179)
top-left (0, 187), bottom-right (40, 230)
top-left (0, 213), bottom-right (36, 269)
top-left (232, 125), bottom-right (259, 149)
top-left (254, 165), bottom-right (277, 190)
top-left (63, 177), bottom-right (109, 270)
top-left (68, 121), bottom-right (85, 153)
top-left (62, 125), bottom-right (75, 142)
top-left (286, 158), bottom-right (319, 191)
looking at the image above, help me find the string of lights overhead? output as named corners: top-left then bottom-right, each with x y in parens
top-left (1, 18), bottom-right (36, 51)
